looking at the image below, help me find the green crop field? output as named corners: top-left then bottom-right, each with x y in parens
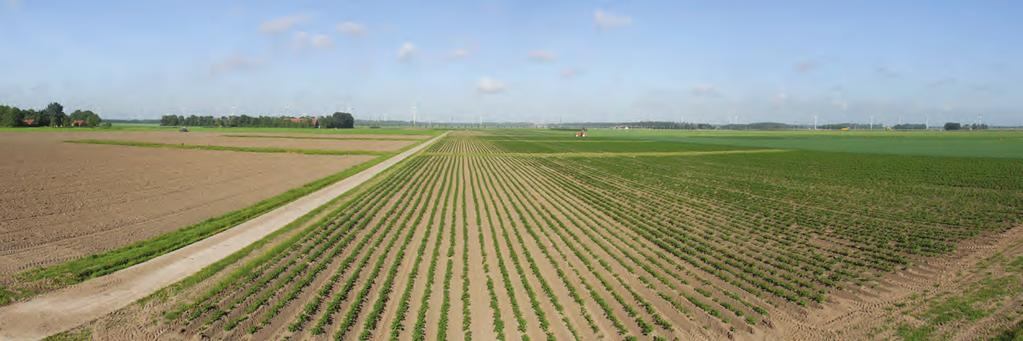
top-left (589, 129), bottom-right (1023, 159)
top-left (129, 129), bottom-right (1023, 341)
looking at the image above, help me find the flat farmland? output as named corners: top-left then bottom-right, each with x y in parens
top-left (58, 129), bottom-right (1019, 341)
top-left (67, 131), bottom-right (421, 153)
top-left (0, 132), bottom-right (378, 275)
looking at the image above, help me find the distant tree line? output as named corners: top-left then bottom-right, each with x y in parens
top-left (0, 102), bottom-right (103, 127)
top-left (551, 121), bottom-right (715, 130)
top-left (944, 122), bottom-right (988, 131)
top-left (160, 112), bottom-right (354, 129)
top-left (892, 123), bottom-right (927, 130)
top-left (106, 119), bottom-right (161, 124)
top-left (720, 122), bottom-right (796, 130)
top-left (815, 123), bottom-right (885, 130)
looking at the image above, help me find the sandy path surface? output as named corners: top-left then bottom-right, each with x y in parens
top-left (0, 133), bottom-right (446, 341)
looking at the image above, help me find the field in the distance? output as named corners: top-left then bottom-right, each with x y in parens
top-left (59, 128), bottom-right (1022, 341)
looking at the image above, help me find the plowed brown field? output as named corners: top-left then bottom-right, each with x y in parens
top-left (0, 132), bottom-right (376, 274)
top-left (70, 131), bottom-right (418, 152)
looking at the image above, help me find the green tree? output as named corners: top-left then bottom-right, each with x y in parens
top-left (69, 110), bottom-right (102, 127)
top-left (0, 105), bottom-right (22, 127)
top-left (944, 122), bottom-right (962, 131)
top-left (320, 112), bottom-right (354, 128)
top-left (43, 102), bottom-right (65, 127)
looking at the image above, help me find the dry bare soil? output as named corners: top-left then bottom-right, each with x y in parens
top-left (0, 132), bottom-right (376, 275)
top-left (81, 131), bottom-right (418, 152)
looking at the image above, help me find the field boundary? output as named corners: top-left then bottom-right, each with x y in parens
top-left (423, 148), bottom-right (788, 158)
top-left (0, 132), bottom-right (447, 341)
top-left (221, 134), bottom-right (426, 141)
top-left (64, 139), bottom-right (388, 156)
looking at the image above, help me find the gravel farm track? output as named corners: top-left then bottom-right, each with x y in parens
top-left (0, 132), bottom-right (445, 340)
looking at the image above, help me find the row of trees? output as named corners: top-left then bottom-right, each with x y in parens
top-left (944, 122), bottom-right (989, 131)
top-left (159, 112), bottom-right (354, 129)
top-left (0, 102), bottom-right (103, 127)
top-left (551, 121), bottom-right (715, 130)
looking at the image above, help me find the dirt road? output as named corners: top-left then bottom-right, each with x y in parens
top-left (0, 133), bottom-right (445, 341)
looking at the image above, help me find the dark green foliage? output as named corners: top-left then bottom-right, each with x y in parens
top-left (320, 112), bottom-right (355, 129)
top-left (68, 109), bottom-right (102, 127)
top-left (1, 102), bottom-right (96, 127)
top-left (0, 105), bottom-right (24, 127)
top-left (160, 114), bottom-right (316, 128)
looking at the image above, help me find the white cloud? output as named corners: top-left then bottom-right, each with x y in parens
top-left (210, 55), bottom-right (262, 75)
top-left (528, 50), bottom-right (557, 62)
top-left (476, 77), bottom-right (506, 94)
top-left (690, 84), bottom-right (720, 97)
top-left (448, 48), bottom-right (470, 60)
top-left (311, 34), bottom-right (333, 48)
top-left (292, 32), bottom-right (333, 50)
top-left (594, 10), bottom-right (632, 29)
top-left (336, 21), bottom-right (366, 36)
top-left (397, 42), bottom-right (417, 61)
top-left (560, 68), bottom-right (581, 79)
top-left (260, 14), bottom-right (308, 34)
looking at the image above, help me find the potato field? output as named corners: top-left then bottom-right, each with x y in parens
top-left (137, 130), bottom-right (1023, 340)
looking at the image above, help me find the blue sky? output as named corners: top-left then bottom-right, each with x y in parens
top-left (1, 1), bottom-right (1020, 125)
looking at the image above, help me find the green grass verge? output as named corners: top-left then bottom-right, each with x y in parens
top-left (992, 320), bottom-right (1023, 341)
top-left (41, 329), bottom-right (91, 341)
top-left (15, 153), bottom-right (392, 292)
top-left (65, 139), bottom-right (387, 156)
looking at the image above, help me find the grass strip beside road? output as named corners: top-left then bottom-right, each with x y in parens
top-left (11, 151), bottom-right (394, 301)
top-left (65, 139), bottom-right (388, 156)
